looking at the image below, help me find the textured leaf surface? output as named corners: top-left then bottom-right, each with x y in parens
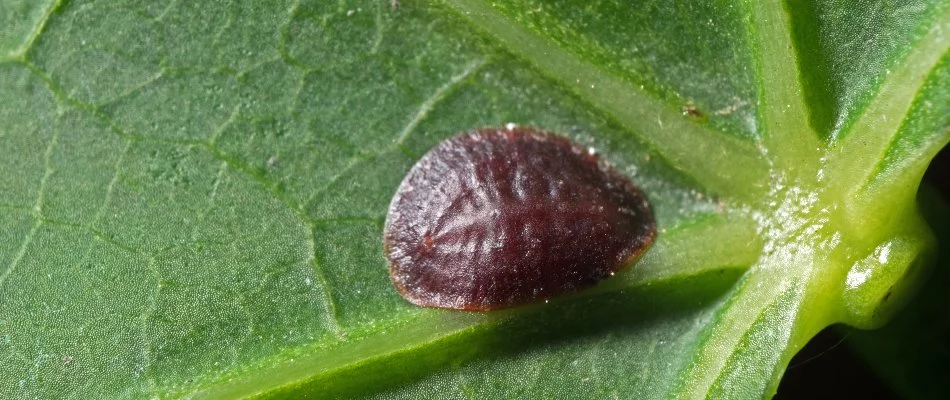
top-left (0, 1), bottom-right (948, 399)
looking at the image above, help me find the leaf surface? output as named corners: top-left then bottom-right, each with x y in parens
top-left (0, 0), bottom-right (948, 399)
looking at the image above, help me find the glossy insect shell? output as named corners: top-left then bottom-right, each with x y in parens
top-left (383, 127), bottom-right (656, 311)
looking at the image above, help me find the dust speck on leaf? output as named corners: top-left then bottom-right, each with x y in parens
top-left (714, 96), bottom-right (746, 116)
top-left (681, 102), bottom-right (703, 118)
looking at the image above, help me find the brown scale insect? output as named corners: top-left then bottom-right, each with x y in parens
top-left (383, 126), bottom-right (656, 311)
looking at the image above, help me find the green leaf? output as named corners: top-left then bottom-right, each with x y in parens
top-left (0, 0), bottom-right (947, 399)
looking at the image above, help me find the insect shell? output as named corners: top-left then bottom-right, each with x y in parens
top-left (383, 126), bottom-right (656, 311)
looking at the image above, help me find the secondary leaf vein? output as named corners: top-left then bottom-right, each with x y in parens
top-left (827, 7), bottom-right (950, 196)
top-left (7, 0), bottom-right (64, 61)
top-left (439, 0), bottom-right (770, 201)
top-left (0, 126), bottom-right (59, 289)
top-left (395, 59), bottom-right (485, 145)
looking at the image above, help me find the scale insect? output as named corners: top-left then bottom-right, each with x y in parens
top-left (383, 126), bottom-right (656, 311)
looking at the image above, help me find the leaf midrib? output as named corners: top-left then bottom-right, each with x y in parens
top-left (748, 0), bottom-right (822, 174)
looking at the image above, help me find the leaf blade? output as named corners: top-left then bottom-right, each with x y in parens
top-left (0, 1), bottom-right (946, 399)
top-left (440, 0), bottom-right (771, 200)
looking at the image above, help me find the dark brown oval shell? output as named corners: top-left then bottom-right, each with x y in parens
top-left (383, 126), bottom-right (656, 311)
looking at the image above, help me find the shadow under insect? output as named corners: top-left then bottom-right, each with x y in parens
top-left (291, 265), bottom-right (743, 399)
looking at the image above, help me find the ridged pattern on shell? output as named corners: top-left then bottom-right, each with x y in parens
top-left (384, 127), bottom-right (655, 310)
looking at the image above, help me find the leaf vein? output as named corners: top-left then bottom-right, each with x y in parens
top-left (305, 58), bottom-right (485, 207)
top-left (7, 0), bottom-right (64, 61)
top-left (827, 8), bottom-right (950, 197)
top-left (87, 140), bottom-right (131, 229)
top-left (137, 257), bottom-right (161, 392)
top-left (395, 59), bottom-right (485, 145)
top-left (439, 0), bottom-right (770, 200)
top-left (0, 125), bottom-right (59, 289)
